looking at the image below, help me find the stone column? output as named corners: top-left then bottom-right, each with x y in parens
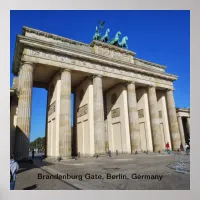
top-left (148, 86), bottom-right (162, 152)
top-left (127, 82), bottom-right (141, 153)
top-left (72, 88), bottom-right (77, 157)
top-left (17, 69), bottom-right (22, 91)
top-left (59, 69), bottom-right (71, 158)
top-left (44, 89), bottom-right (49, 158)
top-left (93, 74), bottom-right (105, 155)
top-left (177, 116), bottom-right (186, 146)
top-left (166, 89), bottom-right (181, 150)
top-left (187, 117), bottom-right (190, 134)
top-left (15, 62), bottom-right (34, 159)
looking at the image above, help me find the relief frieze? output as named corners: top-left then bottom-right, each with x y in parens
top-left (48, 101), bottom-right (56, 116)
top-left (98, 47), bottom-right (110, 57)
top-left (96, 46), bottom-right (131, 63)
top-left (138, 109), bottom-right (144, 118)
top-left (27, 49), bottom-right (172, 86)
top-left (30, 49), bottom-right (67, 62)
top-left (77, 104), bottom-right (88, 118)
top-left (159, 111), bottom-right (162, 119)
top-left (111, 108), bottom-right (120, 118)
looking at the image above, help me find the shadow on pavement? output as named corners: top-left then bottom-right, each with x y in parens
top-left (23, 184), bottom-right (37, 190)
top-left (17, 156), bottom-right (54, 175)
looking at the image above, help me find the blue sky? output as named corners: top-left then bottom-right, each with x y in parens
top-left (10, 10), bottom-right (190, 142)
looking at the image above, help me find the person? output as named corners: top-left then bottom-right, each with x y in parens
top-left (166, 142), bottom-right (170, 150)
top-left (108, 150), bottom-right (112, 158)
top-left (32, 150), bottom-right (35, 160)
top-left (10, 155), bottom-right (19, 190)
top-left (40, 155), bottom-right (44, 162)
top-left (180, 143), bottom-right (184, 151)
top-left (185, 143), bottom-right (190, 155)
top-left (166, 142), bottom-right (171, 154)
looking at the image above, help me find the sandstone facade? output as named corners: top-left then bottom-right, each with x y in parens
top-left (10, 27), bottom-right (190, 159)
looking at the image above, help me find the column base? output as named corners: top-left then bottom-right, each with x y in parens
top-left (93, 153), bottom-right (107, 158)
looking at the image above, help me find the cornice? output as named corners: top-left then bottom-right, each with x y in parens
top-left (13, 34), bottom-right (178, 82)
top-left (134, 57), bottom-right (166, 70)
top-left (22, 26), bottom-right (89, 48)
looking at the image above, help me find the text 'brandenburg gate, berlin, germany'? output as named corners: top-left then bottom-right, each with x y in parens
top-left (11, 27), bottom-right (190, 160)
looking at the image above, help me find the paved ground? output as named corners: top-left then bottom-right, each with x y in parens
top-left (15, 158), bottom-right (77, 190)
top-left (15, 152), bottom-right (190, 190)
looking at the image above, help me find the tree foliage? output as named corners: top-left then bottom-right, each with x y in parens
top-left (29, 127), bottom-right (73, 152)
top-left (29, 137), bottom-right (45, 152)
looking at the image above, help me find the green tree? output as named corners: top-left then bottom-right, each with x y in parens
top-left (29, 137), bottom-right (46, 152)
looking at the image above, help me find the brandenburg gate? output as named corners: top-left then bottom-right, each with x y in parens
top-left (11, 26), bottom-right (184, 160)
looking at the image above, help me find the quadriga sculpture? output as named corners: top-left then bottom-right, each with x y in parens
top-left (109, 31), bottom-right (121, 45)
top-left (100, 28), bottom-right (110, 43)
top-left (118, 36), bottom-right (128, 49)
top-left (93, 26), bottom-right (101, 40)
top-left (92, 23), bottom-right (128, 49)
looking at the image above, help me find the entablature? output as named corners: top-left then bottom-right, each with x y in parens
top-left (12, 33), bottom-right (178, 84)
top-left (15, 27), bottom-right (173, 74)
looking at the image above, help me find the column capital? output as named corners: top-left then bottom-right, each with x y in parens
top-left (20, 61), bottom-right (35, 68)
top-left (60, 68), bottom-right (71, 73)
top-left (166, 88), bottom-right (175, 92)
top-left (93, 74), bottom-right (103, 78)
top-left (126, 81), bottom-right (136, 86)
top-left (148, 84), bottom-right (156, 89)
